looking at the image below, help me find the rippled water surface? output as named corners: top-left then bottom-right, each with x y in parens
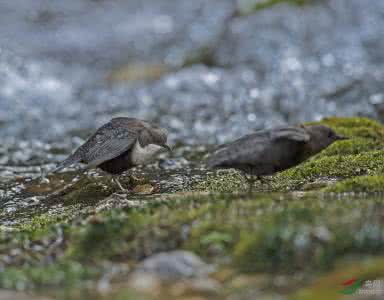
top-left (0, 0), bottom-right (383, 145)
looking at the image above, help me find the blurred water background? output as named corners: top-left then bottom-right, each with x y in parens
top-left (0, 0), bottom-right (383, 149)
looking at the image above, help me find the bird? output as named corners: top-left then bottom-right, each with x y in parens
top-left (206, 124), bottom-right (347, 190)
top-left (53, 117), bottom-right (171, 192)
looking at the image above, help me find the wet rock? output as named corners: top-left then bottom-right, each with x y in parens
top-left (135, 250), bottom-right (214, 280)
top-left (94, 194), bottom-right (145, 212)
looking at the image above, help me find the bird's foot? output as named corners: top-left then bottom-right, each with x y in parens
top-left (257, 176), bottom-right (272, 185)
top-left (112, 177), bottom-right (132, 194)
top-left (243, 174), bottom-right (256, 193)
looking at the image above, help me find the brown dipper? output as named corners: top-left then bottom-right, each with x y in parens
top-left (206, 125), bottom-right (347, 189)
top-left (54, 117), bottom-right (171, 191)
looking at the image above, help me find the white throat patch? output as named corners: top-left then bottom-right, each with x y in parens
top-left (131, 141), bottom-right (164, 165)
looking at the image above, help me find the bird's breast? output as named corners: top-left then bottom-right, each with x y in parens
top-left (130, 142), bottom-right (163, 165)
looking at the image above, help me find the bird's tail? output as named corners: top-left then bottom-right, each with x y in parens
top-left (52, 154), bottom-right (82, 173)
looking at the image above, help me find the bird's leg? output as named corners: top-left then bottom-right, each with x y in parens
top-left (257, 176), bottom-right (273, 186)
top-left (111, 175), bottom-right (129, 197)
top-left (127, 171), bottom-right (145, 185)
top-left (243, 173), bottom-right (256, 193)
top-left (257, 176), bottom-right (266, 184)
top-left (114, 177), bottom-right (126, 191)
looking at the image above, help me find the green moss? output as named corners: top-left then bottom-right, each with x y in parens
top-left (2, 117), bottom-right (384, 297)
top-left (192, 170), bottom-right (248, 192)
top-left (18, 214), bottom-right (61, 231)
top-left (233, 195), bottom-right (384, 273)
top-left (193, 117), bottom-right (384, 192)
top-left (71, 193), bottom-right (384, 275)
top-left (307, 117), bottom-right (384, 140)
top-left (67, 210), bottom-right (154, 261)
top-left (270, 117), bottom-right (384, 189)
top-left (2, 192), bottom-right (384, 292)
top-left (316, 138), bottom-right (380, 158)
top-left (15, 214), bottom-right (65, 241)
top-left (324, 175), bottom-right (384, 193)
top-left (62, 177), bottom-right (114, 206)
top-left (0, 261), bottom-right (99, 290)
top-left (16, 206), bottom-right (79, 234)
top-left (277, 150), bottom-right (384, 182)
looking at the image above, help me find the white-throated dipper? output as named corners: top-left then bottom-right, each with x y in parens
top-left (206, 125), bottom-right (347, 189)
top-left (54, 117), bottom-right (171, 192)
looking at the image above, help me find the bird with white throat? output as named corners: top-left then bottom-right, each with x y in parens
top-left (53, 117), bottom-right (172, 193)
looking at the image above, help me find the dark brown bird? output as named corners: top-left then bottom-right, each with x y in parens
top-left (54, 117), bottom-right (171, 191)
top-left (206, 125), bottom-right (347, 189)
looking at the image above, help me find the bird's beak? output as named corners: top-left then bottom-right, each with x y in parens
top-left (162, 144), bottom-right (173, 153)
top-left (335, 134), bottom-right (348, 140)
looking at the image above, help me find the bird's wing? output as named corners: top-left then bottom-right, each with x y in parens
top-left (81, 125), bottom-right (139, 168)
top-left (270, 126), bottom-right (310, 142)
top-left (207, 131), bottom-right (270, 167)
top-left (207, 127), bottom-right (309, 168)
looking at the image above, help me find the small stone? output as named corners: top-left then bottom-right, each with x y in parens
top-left (136, 250), bottom-right (214, 280)
top-left (40, 177), bottom-right (50, 184)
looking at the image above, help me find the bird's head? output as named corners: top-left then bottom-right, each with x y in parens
top-left (150, 125), bottom-right (172, 154)
top-left (304, 125), bottom-right (347, 153)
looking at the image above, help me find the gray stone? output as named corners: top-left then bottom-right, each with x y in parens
top-left (136, 250), bottom-right (214, 280)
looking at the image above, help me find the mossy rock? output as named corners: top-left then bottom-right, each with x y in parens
top-left (2, 116), bottom-right (384, 298)
top-left (194, 117), bottom-right (384, 192)
top-left (62, 176), bottom-right (115, 206)
top-left (278, 150), bottom-right (384, 181)
top-left (323, 175), bottom-right (384, 193)
top-left (297, 117), bottom-right (384, 192)
top-left (316, 138), bottom-right (380, 157)
top-left (192, 170), bottom-right (248, 192)
top-left (0, 261), bottom-right (99, 290)
top-left (308, 117), bottom-right (384, 140)
top-left (2, 192), bottom-right (384, 295)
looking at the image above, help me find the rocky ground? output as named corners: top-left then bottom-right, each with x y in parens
top-left (1, 0), bottom-right (384, 299)
top-left (1, 116), bottom-right (384, 300)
